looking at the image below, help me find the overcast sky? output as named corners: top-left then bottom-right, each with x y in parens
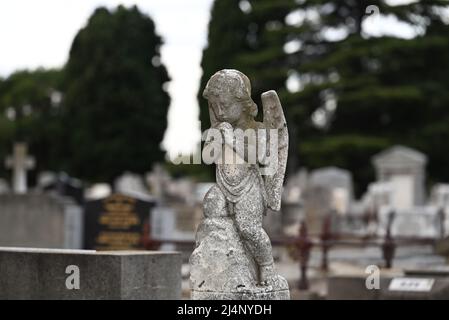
top-left (0, 0), bottom-right (214, 157)
top-left (0, 0), bottom-right (446, 158)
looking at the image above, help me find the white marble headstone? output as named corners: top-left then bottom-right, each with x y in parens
top-left (372, 145), bottom-right (427, 209)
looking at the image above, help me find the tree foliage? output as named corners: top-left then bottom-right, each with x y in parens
top-left (286, 0), bottom-right (449, 194)
top-left (198, 0), bottom-right (298, 175)
top-left (62, 5), bottom-right (170, 182)
top-left (0, 69), bottom-right (63, 181)
top-left (200, 0), bottom-right (449, 195)
top-left (0, 6), bottom-right (170, 185)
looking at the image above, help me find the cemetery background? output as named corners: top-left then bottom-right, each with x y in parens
top-left (1, 0), bottom-right (449, 300)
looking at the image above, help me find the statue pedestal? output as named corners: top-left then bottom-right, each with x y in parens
top-left (190, 217), bottom-right (290, 300)
top-left (192, 287), bottom-right (290, 300)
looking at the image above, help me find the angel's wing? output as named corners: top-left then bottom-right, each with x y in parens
top-left (261, 90), bottom-right (288, 211)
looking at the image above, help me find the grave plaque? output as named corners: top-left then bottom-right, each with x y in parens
top-left (389, 278), bottom-right (435, 292)
top-left (382, 268), bottom-right (449, 299)
top-left (84, 193), bottom-right (154, 250)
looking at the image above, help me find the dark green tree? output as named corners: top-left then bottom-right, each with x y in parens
top-left (0, 69), bottom-right (63, 180)
top-left (200, 0), bottom-right (449, 194)
top-left (198, 0), bottom-right (298, 175)
top-left (62, 5), bottom-right (170, 182)
top-left (198, 0), bottom-right (252, 132)
top-left (284, 0), bottom-right (449, 195)
top-left (196, 0), bottom-right (253, 181)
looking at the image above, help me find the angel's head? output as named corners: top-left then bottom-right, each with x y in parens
top-left (203, 69), bottom-right (258, 126)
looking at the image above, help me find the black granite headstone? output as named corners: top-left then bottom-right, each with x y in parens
top-left (83, 193), bottom-right (154, 250)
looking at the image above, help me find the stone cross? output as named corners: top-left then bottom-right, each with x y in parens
top-left (5, 142), bottom-right (35, 194)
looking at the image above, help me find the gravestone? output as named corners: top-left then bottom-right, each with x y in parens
top-left (357, 182), bottom-right (395, 235)
top-left (430, 184), bottom-right (449, 237)
top-left (151, 202), bottom-right (200, 261)
top-left (377, 206), bottom-right (441, 238)
top-left (85, 183), bottom-right (112, 200)
top-left (304, 167), bottom-right (354, 234)
top-left (431, 184), bottom-right (449, 209)
top-left (372, 145), bottom-right (427, 209)
top-left (4, 142), bottom-right (35, 194)
top-left (150, 183), bottom-right (209, 260)
top-left (0, 178), bottom-right (9, 194)
top-left (151, 205), bottom-right (198, 241)
top-left (151, 206), bottom-right (177, 251)
top-left (84, 193), bottom-right (154, 250)
top-left (146, 166), bottom-right (212, 258)
top-left (114, 172), bottom-right (151, 199)
top-left (436, 236), bottom-right (449, 262)
top-left (364, 182), bottom-right (394, 210)
top-left (146, 164), bottom-right (171, 199)
top-left (0, 247), bottom-right (182, 299)
top-left (281, 169), bottom-right (307, 237)
top-left (0, 194), bottom-right (83, 249)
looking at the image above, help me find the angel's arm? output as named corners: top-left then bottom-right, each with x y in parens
top-left (218, 122), bottom-right (261, 165)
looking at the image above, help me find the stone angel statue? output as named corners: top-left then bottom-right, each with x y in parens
top-left (190, 69), bottom-right (290, 300)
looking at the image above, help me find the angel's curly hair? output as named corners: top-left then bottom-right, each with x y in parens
top-left (203, 69), bottom-right (258, 118)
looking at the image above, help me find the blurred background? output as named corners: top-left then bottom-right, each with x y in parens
top-left (1, 0), bottom-right (449, 299)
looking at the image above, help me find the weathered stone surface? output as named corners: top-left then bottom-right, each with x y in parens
top-left (0, 194), bottom-right (82, 249)
top-left (0, 247), bottom-right (181, 300)
top-left (190, 217), bottom-right (289, 300)
top-left (372, 145), bottom-right (427, 207)
top-left (190, 69), bottom-right (290, 300)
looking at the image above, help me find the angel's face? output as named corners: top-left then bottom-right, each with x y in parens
top-left (209, 93), bottom-right (244, 125)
